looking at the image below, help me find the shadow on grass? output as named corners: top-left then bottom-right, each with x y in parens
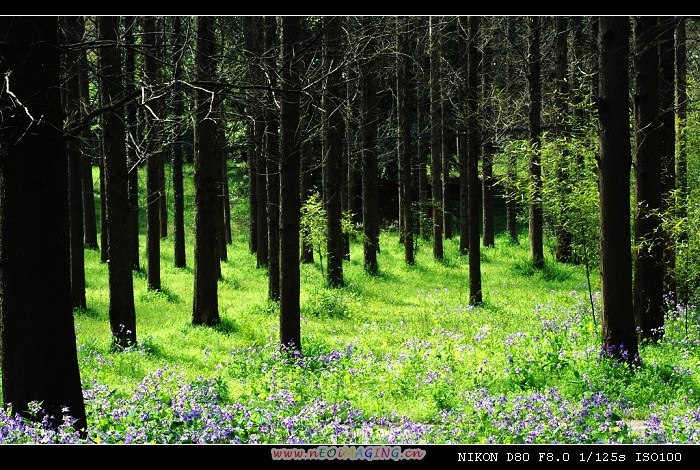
top-left (74, 306), bottom-right (100, 318)
top-left (511, 258), bottom-right (572, 283)
top-left (213, 317), bottom-right (240, 336)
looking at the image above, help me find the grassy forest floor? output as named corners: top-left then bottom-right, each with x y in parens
top-left (1, 164), bottom-right (700, 444)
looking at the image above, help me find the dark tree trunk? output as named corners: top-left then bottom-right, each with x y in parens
top-left (264, 16), bottom-right (281, 300)
top-left (528, 17), bottom-right (544, 269)
top-left (244, 19), bottom-right (258, 255)
top-left (192, 16), bottom-right (220, 327)
top-left (98, 16), bottom-right (138, 350)
top-left (430, 17), bottom-right (444, 260)
top-left (223, 148), bottom-right (232, 245)
top-left (300, 140), bottom-right (314, 263)
top-left (280, 16), bottom-right (303, 350)
top-left (397, 17), bottom-right (415, 265)
top-left (598, 16), bottom-right (639, 363)
top-left (658, 17), bottom-right (676, 297)
top-left (467, 16), bottom-right (482, 305)
top-left (62, 16), bottom-right (87, 310)
top-left (172, 16), bottom-right (187, 268)
top-left (505, 17), bottom-right (519, 244)
top-left (99, 137), bottom-right (108, 263)
top-left (458, 18), bottom-right (469, 255)
top-left (0, 16), bottom-right (87, 431)
top-left (342, 18), bottom-right (353, 262)
top-left (324, 16), bottom-right (345, 287)
top-left (416, 53), bottom-right (430, 241)
top-left (362, 17), bottom-right (380, 274)
top-left (216, 100), bottom-right (227, 267)
top-left (441, 24), bottom-right (453, 242)
top-left (144, 17), bottom-right (162, 291)
top-left (79, 40), bottom-right (99, 252)
top-left (124, 18), bottom-right (140, 271)
top-left (554, 17), bottom-right (573, 263)
top-left (481, 35), bottom-right (495, 249)
top-left (633, 17), bottom-right (664, 344)
top-left (675, 17), bottom-right (687, 246)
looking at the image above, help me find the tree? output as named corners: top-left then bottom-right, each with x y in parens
top-left (481, 24), bottom-right (495, 249)
top-left (527, 16), bottom-right (544, 269)
top-left (192, 16), bottom-right (220, 327)
top-left (505, 17), bottom-right (519, 244)
top-left (324, 16), bottom-right (345, 287)
top-left (243, 17), bottom-right (258, 256)
top-left (362, 16), bottom-right (380, 274)
top-left (397, 16), bottom-right (415, 265)
top-left (124, 17), bottom-right (140, 271)
top-left (279, 16), bottom-right (303, 350)
top-left (658, 17), bottom-right (676, 297)
top-left (264, 16), bottom-right (281, 300)
top-left (61, 16), bottom-right (87, 310)
top-left (144, 17), bottom-right (163, 291)
top-left (0, 15), bottom-right (87, 432)
top-left (172, 16), bottom-right (187, 268)
top-left (633, 17), bottom-right (664, 344)
top-left (675, 17), bottom-right (687, 248)
top-left (598, 16), bottom-right (639, 363)
top-left (97, 16), bottom-right (138, 349)
top-left (467, 16), bottom-right (482, 305)
top-left (430, 17), bottom-right (444, 260)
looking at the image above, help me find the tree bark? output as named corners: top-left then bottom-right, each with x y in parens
top-left (79, 40), bottom-right (99, 252)
top-left (555, 17), bottom-right (573, 263)
top-left (324, 16), bottom-right (345, 287)
top-left (430, 17), bottom-right (444, 260)
top-left (243, 17), bottom-right (258, 256)
top-left (467, 16), bottom-right (482, 305)
top-left (280, 16), bottom-right (303, 350)
top-left (62, 16), bottom-right (87, 310)
top-left (598, 16), bottom-right (639, 363)
top-left (397, 16), bottom-right (415, 265)
top-left (528, 17), bottom-right (544, 269)
top-left (0, 16), bottom-right (87, 431)
top-left (98, 16), bottom-right (138, 349)
top-left (481, 33), bottom-right (495, 249)
top-left (172, 16), bottom-right (187, 268)
top-left (192, 16), bottom-right (220, 327)
top-left (633, 17), bottom-right (664, 344)
top-left (124, 18), bottom-right (140, 271)
top-left (505, 17), bottom-right (519, 244)
top-left (99, 134), bottom-right (109, 263)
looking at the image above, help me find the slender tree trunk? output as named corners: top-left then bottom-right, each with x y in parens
top-left (481, 35), bottom-right (495, 249)
top-left (216, 99), bottom-right (227, 267)
top-left (124, 18), bottom-right (140, 271)
top-left (505, 17), bottom-right (519, 244)
top-left (0, 16), bottom-right (87, 432)
top-left (458, 18), bottom-right (469, 255)
top-left (324, 16), bottom-right (345, 287)
top-left (675, 17), bottom-right (687, 244)
top-left (172, 16), bottom-right (187, 268)
top-left (467, 16), bottom-right (483, 305)
top-left (99, 137), bottom-right (109, 263)
top-left (416, 59), bottom-right (430, 241)
top-left (362, 17), bottom-right (380, 274)
top-left (264, 16), bottom-right (281, 300)
top-left (62, 16), bottom-right (87, 310)
top-left (300, 140), bottom-right (314, 263)
top-left (658, 17), bottom-right (676, 298)
top-left (223, 147), bottom-right (232, 245)
top-left (280, 16), bottom-right (303, 350)
top-left (555, 17), bottom-right (573, 263)
top-left (598, 16), bottom-right (639, 363)
top-left (342, 19), bottom-right (352, 261)
top-left (633, 17), bottom-right (664, 344)
top-left (528, 17), bottom-right (544, 269)
top-left (244, 18), bottom-right (258, 255)
top-left (430, 17), bottom-right (444, 260)
top-left (397, 17), bottom-right (415, 265)
top-left (79, 39), bottom-right (99, 252)
top-left (192, 16), bottom-right (220, 327)
top-left (98, 16), bottom-right (138, 350)
top-left (144, 17), bottom-right (162, 291)
top-left (441, 22), bottom-right (452, 242)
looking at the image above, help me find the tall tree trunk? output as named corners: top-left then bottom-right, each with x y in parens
top-left (342, 17), bottom-right (353, 262)
top-left (675, 17), bottom-right (687, 245)
top-left (216, 99), bottom-right (227, 267)
top-left (223, 146), bottom-right (232, 245)
top-left (324, 16), bottom-right (345, 287)
top-left (441, 20), bottom-right (452, 241)
top-left (144, 17), bottom-right (162, 291)
top-left (264, 16), bottom-right (281, 300)
top-left (192, 16), bottom-right (220, 327)
top-left (300, 140), bottom-right (314, 263)
top-left (98, 16), bottom-right (138, 350)
top-left (481, 33), bottom-right (495, 249)
top-left (467, 16), bottom-right (482, 305)
top-left (0, 16), bottom-right (87, 432)
top-left (280, 16), bottom-right (303, 350)
top-left (124, 17), bottom-right (140, 271)
top-left (362, 17), bottom-right (380, 274)
top-left (79, 38), bottom-right (99, 252)
top-left (430, 17), bottom-right (444, 260)
top-left (505, 17), bottom-right (519, 244)
top-left (554, 17), bottom-right (573, 263)
top-left (62, 16), bottom-right (87, 310)
top-left (244, 18), bottom-right (258, 256)
top-left (658, 17), bottom-right (676, 298)
top-left (99, 135), bottom-right (109, 263)
top-left (633, 17), bottom-right (664, 344)
top-left (598, 16), bottom-right (639, 363)
top-left (397, 16), bottom-right (415, 265)
top-left (172, 16), bottom-right (187, 268)
top-left (458, 16), bottom-right (469, 255)
top-left (528, 17), bottom-right (544, 269)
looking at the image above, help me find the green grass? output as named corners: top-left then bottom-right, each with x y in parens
top-left (3, 164), bottom-right (700, 443)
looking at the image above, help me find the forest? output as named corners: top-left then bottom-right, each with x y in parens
top-left (0, 16), bottom-right (699, 445)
